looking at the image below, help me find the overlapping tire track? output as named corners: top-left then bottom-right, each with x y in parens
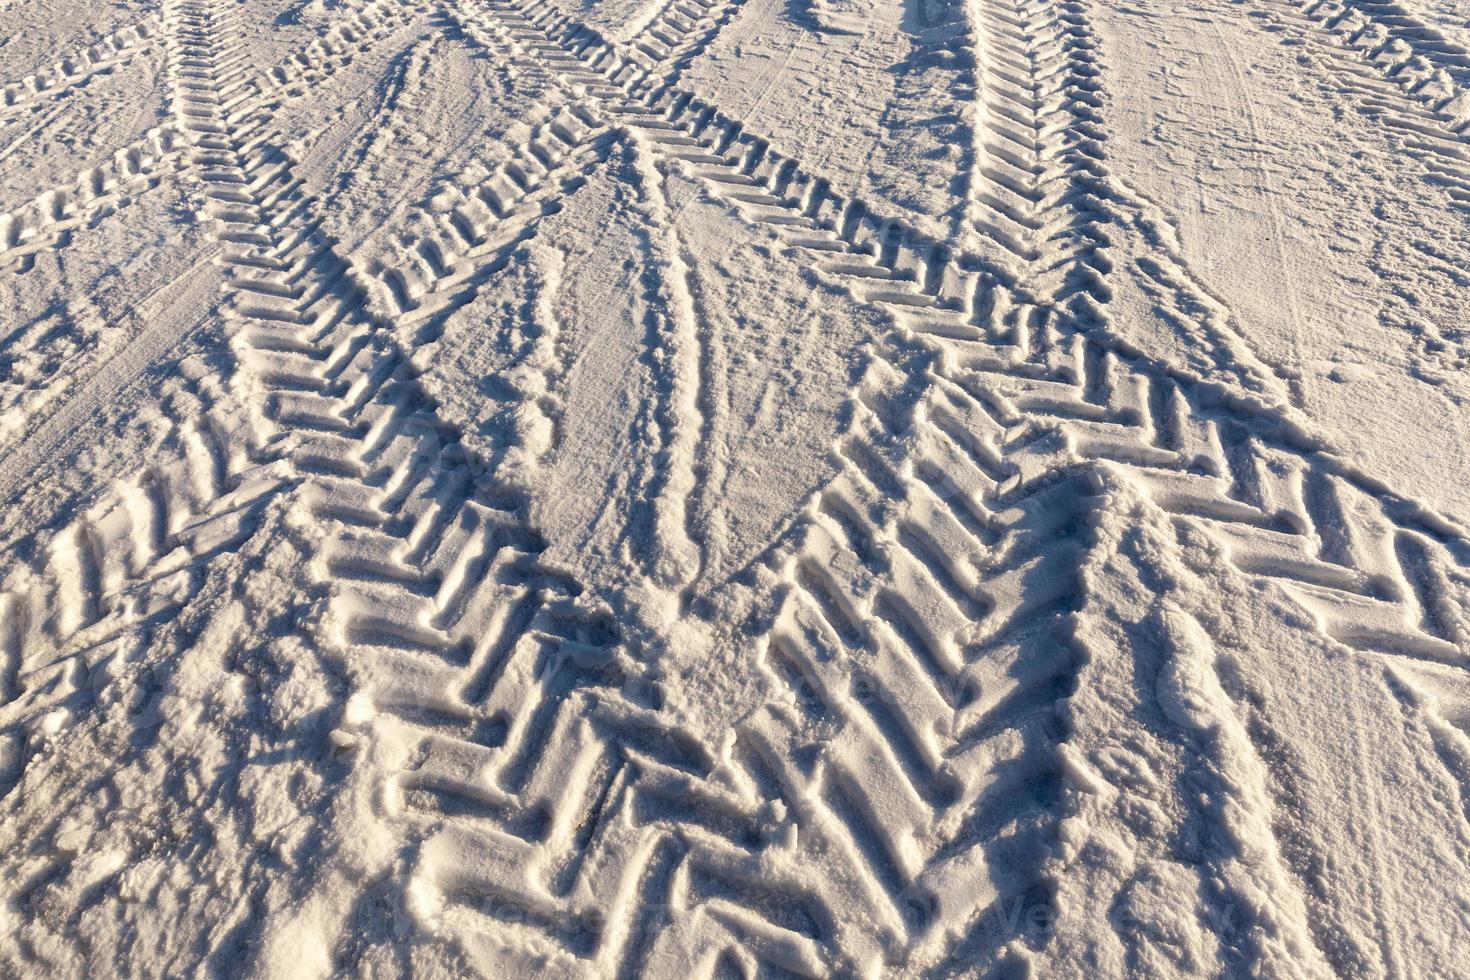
top-left (0, 0), bottom-right (419, 274)
top-left (355, 0), bottom-right (1470, 971)
top-left (480, 0), bottom-right (1470, 669)
top-left (0, 0), bottom-right (438, 742)
top-left (0, 0), bottom-right (655, 734)
top-left (45, 0), bottom-right (1454, 971)
top-left (390, 435), bottom-right (1105, 975)
top-left (0, 0), bottom-right (437, 717)
top-left (2, 0), bottom-right (1466, 972)
top-left (162, 0), bottom-right (637, 800)
top-left (0, 0), bottom-right (614, 779)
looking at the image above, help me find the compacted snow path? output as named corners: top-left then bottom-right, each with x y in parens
top-left (2, 0), bottom-right (1470, 976)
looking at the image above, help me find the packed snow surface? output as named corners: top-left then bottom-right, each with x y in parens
top-left (3, 0), bottom-right (1470, 976)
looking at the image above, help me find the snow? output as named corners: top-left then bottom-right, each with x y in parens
top-left (2, 0), bottom-right (1470, 975)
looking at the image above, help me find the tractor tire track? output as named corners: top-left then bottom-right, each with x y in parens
top-left (366, 0), bottom-right (1470, 970)
top-left (0, 12), bottom-right (162, 126)
top-left (0, 0), bottom-right (420, 276)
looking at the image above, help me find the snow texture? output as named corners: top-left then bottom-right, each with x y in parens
top-left (2, 0), bottom-right (1470, 976)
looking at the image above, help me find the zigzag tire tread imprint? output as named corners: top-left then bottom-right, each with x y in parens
top-left (1237, 0), bottom-right (1470, 208)
top-left (0, 0), bottom-right (439, 734)
top-left (0, 0), bottom-right (1468, 975)
top-left (0, 0), bottom-right (676, 766)
top-left (0, 12), bottom-right (163, 121)
top-left (298, 0), bottom-right (1470, 975)
top-left (479, 0), bottom-right (1470, 667)
top-left (0, 0), bottom-right (422, 274)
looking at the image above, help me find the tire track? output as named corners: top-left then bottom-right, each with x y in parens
top-left (964, 0), bottom-right (1107, 309)
top-left (378, 0), bottom-right (1470, 969)
top-left (0, 0), bottom-right (593, 757)
top-left (0, 0), bottom-right (430, 585)
top-left (0, 0), bottom-right (444, 727)
top-left (0, 12), bottom-right (162, 125)
top-left (484, 0), bottom-right (1288, 392)
top-left (0, 123), bottom-right (188, 274)
top-left (0, 0), bottom-right (419, 275)
top-left (1, 0), bottom-right (1458, 970)
top-left (147, 6), bottom-right (649, 966)
top-left (4, 0), bottom-right (635, 817)
top-left (0, 0), bottom-right (305, 732)
top-left (378, 311), bottom-right (1347, 974)
top-left (622, 0), bottom-right (748, 103)
top-left (386, 429), bottom-right (1101, 975)
top-left (472, 0), bottom-right (1470, 667)
top-left (355, 104), bottom-right (615, 346)
top-left (413, 9), bottom-right (1470, 964)
top-left (1254, 0), bottom-right (1470, 174)
top-left (1295, 0), bottom-right (1470, 115)
top-left (0, 0), bottom-right (314, 743)
top-left (122, 2), bottom-right (1458, 972)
